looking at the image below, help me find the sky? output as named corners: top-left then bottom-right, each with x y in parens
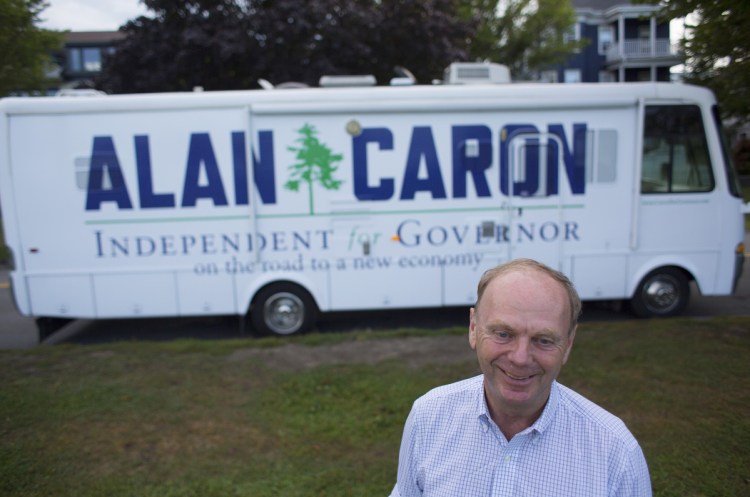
top-left (38, 0), bottom-right (688, 42)
top-left (38, 0), bottom-right (150, 31)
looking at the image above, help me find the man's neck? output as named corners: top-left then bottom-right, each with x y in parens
top-left (485, 392), bottom-right (549, 441)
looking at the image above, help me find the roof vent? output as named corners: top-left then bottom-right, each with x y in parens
top-left (319, 75), bottom-right (377, 87)
top-left (55, 88), bottom-right (106, 97)
top-left (444, 63), bottom-right (511, 85)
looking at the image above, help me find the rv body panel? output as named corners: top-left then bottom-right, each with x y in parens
top-left (0, 82), bottom-right (744, 333)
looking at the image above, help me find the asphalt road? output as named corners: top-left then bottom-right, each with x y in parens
top-left (1, 240), bottom-right (748, 348)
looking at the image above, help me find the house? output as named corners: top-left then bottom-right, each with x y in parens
top-left (544, 0), bottom-right (683, 83)
top-left (48, 31), bottom-right (124, 93)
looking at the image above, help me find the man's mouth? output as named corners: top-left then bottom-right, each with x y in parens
top-left (501, 369), bottom-right (535, 381)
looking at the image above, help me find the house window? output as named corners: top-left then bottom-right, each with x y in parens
top-left (599, 71), bottom-right (615, 83)
top-left (598, 26), bottom-right (614, 54)
top-left (540, 70), bottom-right (558, 83)
top-left (564, 23), bottom-right (580, 43)
top-left (564, 69), bottom-right (581, 83)
top-left (67, 47), bottom-right (103, 73)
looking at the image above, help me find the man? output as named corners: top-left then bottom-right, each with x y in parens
top-left (389, 258), bottom-right (651, 497)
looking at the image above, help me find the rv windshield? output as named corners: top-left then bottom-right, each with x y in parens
top-left (712, 105), bottom-right (743, 198)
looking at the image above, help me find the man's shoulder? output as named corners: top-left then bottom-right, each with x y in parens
top-left (555, 383), bottom-right (639, 446)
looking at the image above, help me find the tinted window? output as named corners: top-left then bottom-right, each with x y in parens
top-left (641, 105), bottom-right (714, 193)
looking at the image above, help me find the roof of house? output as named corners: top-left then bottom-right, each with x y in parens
top-left (64, 31), bottom-right (126, 45)
top-left (571, 0), bottom-right (636, 9)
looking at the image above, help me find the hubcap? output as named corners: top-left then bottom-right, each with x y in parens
top-left (263, 292), bottom-right (304, 335)
top-left (642, 277), bottom-right (679, 313)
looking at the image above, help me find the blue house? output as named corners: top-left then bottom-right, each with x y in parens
top-left (545, 0), bottom-right (683, 83)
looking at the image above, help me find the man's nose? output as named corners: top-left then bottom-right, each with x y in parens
top-left (507, 337), bottom-right (532, 365)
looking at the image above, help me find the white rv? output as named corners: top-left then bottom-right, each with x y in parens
top-left (0, 66), bottom-right (745, 338)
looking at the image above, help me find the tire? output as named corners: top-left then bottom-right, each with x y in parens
top-left (250, 283), bottom-right (317, 336)
top-left (629, 267), bottom-right (690, 318)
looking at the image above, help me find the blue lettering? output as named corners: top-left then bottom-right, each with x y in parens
top-left (232, 132), bottom-right (248, 205)
top-left (252, 130), bottom-right (276, 204)
top-left (500, 124), bottom-right (539, 197)
top-left (548, 123), bottom-right (587, 194)
top-left (396, 219), bottom-right (421, 247)
top-left (85, 136), bottom-right (133, 210)
top-left (400, 127), bottom-right (446, 200)
top-left (353, 128), bottom-right (394, 200)
top-left (181, 133), bottom-right (228, 207)
top-left (135, 135), bottom-right (175, 208)
top-left (452, 125), bottom-right (492, 198)
top-left (500, 123), bottom-right (587, 197)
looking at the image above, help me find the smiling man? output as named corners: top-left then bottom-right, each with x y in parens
top-left (389, 259), bottom-right (652, 497)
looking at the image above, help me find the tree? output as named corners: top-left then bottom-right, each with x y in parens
top-left (642, 0), bottom-right (750, 121)
top-left (0, 0), bottom-right (63, 96)
top-left (98, 0), bottom-right (581, 92)
top-left (249, 0), bottom-right (384, 85)
top-left (98, 0), bottom-right (260, 93)
top-left (368, 0), bottom-right (473, 83)
top-left (98, 0), bottom-right (475, 92)
top-left (285, 123), bottom-right (343, 215)
top-left (461, 0), bottom-right (585, 80)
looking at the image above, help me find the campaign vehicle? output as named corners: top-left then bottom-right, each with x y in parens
top-left (0, 64), bottom-right (745, 338)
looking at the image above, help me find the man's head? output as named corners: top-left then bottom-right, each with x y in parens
top-left (475, 259), bottom-right (581, 336)
top-left (469, 259), bottom-right (581, 428)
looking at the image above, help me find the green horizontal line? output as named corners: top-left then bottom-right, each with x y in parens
top-left (85, 215), bottom-right (250, 225)
top-left (85, 204), bottom-right (585, 225)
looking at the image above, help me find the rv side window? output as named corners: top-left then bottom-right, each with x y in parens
top-left (641, 105), bottom-right (714, 194)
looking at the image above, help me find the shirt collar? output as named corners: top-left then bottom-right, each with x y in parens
top-left (475, 377), bottom-right (561, 436)
top-left (531, 380), bottom-right (560, 434)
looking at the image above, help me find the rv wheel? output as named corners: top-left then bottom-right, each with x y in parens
top-left (251, 283), bottom-right (317, 336)
top-left (630, 267), bottom-right (690, 318)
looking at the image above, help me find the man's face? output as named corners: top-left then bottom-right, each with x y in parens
top-left (469, 269), bottom-right (576, 423)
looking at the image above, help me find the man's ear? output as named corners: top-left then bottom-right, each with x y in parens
top-left (562, 325), bottom-right (577, 364)
top-left (469, 307), bottom-right (478, 350)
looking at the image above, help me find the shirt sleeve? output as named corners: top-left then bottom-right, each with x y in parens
top-left (393, 404), bottom-right (423, 497)
top-left (612, 443), bottom-right (652, 497)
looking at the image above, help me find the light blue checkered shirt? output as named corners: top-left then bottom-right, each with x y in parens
top-left (390, 375), bottom-right (652, 497)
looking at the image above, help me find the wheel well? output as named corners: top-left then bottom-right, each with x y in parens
top-left (632, 264), bottom-right (695, 297)
top-left (654, 265), bottom-right (693, 282)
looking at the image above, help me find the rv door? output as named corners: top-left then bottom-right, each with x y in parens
top-left (506, 131), bottom-right (565, 270)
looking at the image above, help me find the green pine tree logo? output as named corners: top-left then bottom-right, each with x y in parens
top-left (285, 123), bottom-right (343, 215)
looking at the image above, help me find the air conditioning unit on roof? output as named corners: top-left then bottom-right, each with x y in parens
top-left (444, 62), bottom-right (511, 85)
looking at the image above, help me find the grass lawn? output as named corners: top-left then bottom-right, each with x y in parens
top-left (1, 316), bottom-right (749, 496)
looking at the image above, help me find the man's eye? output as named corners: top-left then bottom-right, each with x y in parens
top-left (536, 337), bottom-right (556, 348)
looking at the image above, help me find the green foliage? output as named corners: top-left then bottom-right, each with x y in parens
top-left (0, 0), bottom-right (63, 96)
top-left (1, 317), bottom-right (749, 496)
top-left (461, 0), bottom-right (586, 80)
top-left (642, 0), bottom-right (750, 122)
